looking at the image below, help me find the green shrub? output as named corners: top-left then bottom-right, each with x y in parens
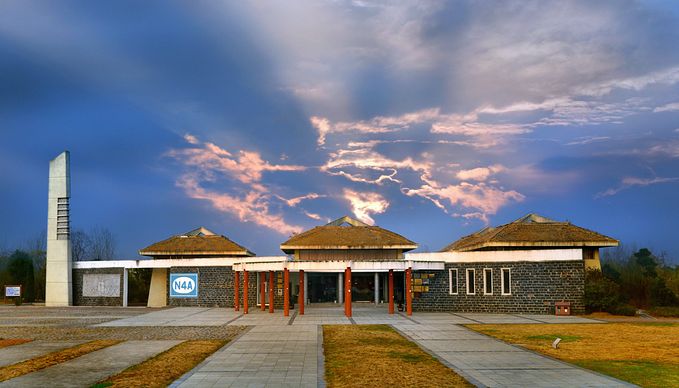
top-left (648, 306), bottom-right (679, 317)
top-left (608, 304), bottom-right (637, 316)
top-left (584, 269), bottom-right (621, 313)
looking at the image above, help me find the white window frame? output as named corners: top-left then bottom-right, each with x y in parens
top-left (466, 268), bottom-right (475, 295)
top-left (449, 268), bottom-right (458, 295)
top-left (483, 268), bottom-right (493, 295)
top-left (501, 268), bottom-right (512, 295)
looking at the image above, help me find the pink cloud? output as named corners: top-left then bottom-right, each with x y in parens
top-left (343, 188), bottom-right (390, 225)
top-left (169, 134), bottom-right (307, 235)
top-left (456, 164), bottom-right (505, 182)
top-left (403, 182), bottom-right (525, 223)
top-left (596, 176), bottom-right (679, 198)
top-left (168, 136), bottom-right (306, 185)
top-left (278, 193), bottom-right (325, 207)
top-left (177, 174), bottom-right (303, 236)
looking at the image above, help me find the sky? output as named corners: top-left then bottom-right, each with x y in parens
top-left (1, 1), bottom-right (679, 262)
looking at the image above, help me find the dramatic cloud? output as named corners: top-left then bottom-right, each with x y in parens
top-left (654, 102), bottom-right (679, 113)
top-left (343, 189), bottom-right (389, 225)
top-left (169, 135), bottom-right (306, 235)
top-left (456, 165), bottom-right (505, 182)
top-left (403, 183), bottom-right (525, 223)
top-left (278, 193), bottom-right (325, 207)
top-left (177, 174), bottom-right (303, 236)
top-left (597, 176), bottom-right (679, 198)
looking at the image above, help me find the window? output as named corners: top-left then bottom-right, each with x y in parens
top-left (449, 269), bottom-right (458, 295)
top-left (501, 268), bottom-right (511, 295)
top-left (466, 269), bottom-right (475, 295)
top-left (483, 268), bottom-right (493, 295)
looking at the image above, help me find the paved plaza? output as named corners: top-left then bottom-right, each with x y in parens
top-left (0, 306), bottom-right (636, 387)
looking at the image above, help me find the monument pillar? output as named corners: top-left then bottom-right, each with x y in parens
top-left (45, 151), bottom-right (73, 306)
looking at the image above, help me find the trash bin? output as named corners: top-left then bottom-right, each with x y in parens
top-left (555, 301), bottom-right (571, 316)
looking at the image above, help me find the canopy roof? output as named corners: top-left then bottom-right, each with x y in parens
top-left (280, 216), bottom-right (418, 253)
top-left (139, 227), bottom-right (255, 257)
top-left (442, 213), bottom-right (619, 252)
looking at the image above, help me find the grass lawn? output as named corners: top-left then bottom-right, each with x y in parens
top-left (92, 340), bottom-right (226, 388)
top-left (323, 325), bottom-right (472, 388)
top-left (467, 322), bottom-right (679, 388)
top-left (0, 339), bottom-right (31, 349)
top-left (0, 340), bottom-right (121, 382)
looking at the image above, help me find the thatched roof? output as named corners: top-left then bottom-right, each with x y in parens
top-left (139, 227), bottom-right (255, 257)
top-left (280, 216), bottom-right (417, 253)
top-left (442, 214), bottom-right (618, 252)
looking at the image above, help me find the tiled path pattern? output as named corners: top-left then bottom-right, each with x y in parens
top-left (0, 340), bottom-right (181, 388)
top-left (0, 306), bottom-right (636, 387)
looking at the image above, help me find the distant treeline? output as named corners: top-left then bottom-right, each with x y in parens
top-left (586, 246), bottom-right (679, 316)
top-left (0, 227), bottom-right (117, 303)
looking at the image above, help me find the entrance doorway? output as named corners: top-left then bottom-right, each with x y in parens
top-left (351, 273), bottom-right (374, 302)
top-left (308, 273), bottom-right (338, 303)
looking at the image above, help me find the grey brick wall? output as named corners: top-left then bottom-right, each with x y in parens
top-left (165, 267), bottom-right (291, 309)
top-left (168, 266), bottom-right (235, 308)
top-left (73, 268), bottom-right (124, 306)
top-left (412, 261), bottom-right (585, 314)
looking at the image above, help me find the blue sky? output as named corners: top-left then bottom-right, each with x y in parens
top-left (1, 1), bottom-right (679, 261)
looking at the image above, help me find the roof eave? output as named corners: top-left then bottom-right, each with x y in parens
top-left (138, 250), bottom-right (255, 257)
top-left (280, 244), bottom-right (418, 251)
top-left (454, 240), bottom-right (619, 252)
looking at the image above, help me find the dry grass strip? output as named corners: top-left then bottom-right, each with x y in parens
top-left (0, 340), bottom-right (121, 382)
top-left (468, 322), bottom-right (679, 388)
top-left (93, 340), bottom-right (226, 388)
top-left (324, 325), bottom-right (472, 388)
top-left (0, 339), bottom-right (31, 349)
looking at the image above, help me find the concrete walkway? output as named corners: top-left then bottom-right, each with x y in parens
top-left (394, 319), bottom-right (633, 387)
top-left (96, 307), bottom-right (241, 327)
top-left (0, 307), bottom-right (630, 387)
top-left (0, 341), bottom-right (85, 367)
top-left (161, 307), bottom-right (628, 388)
top-left (0, 340), bottom-right (181, 388)
top-left (174, 324), bottom-right (319, 387)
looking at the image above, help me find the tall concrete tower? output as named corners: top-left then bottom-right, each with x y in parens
top-left (45, 151), bottom-right (72, 306)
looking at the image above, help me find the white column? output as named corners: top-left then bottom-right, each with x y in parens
top-left (338, 273), bottom-right (343, 304)
top-left (46, 151), bottom-right (72, 306)
top-left (374, 272), bottom-right (379, 305)
top-left (122, 269), bottom-right (129, 307)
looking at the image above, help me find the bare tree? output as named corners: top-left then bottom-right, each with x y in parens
top-left (88, 227), bottom-right (116, 260)
top-left (70, 229), bottom-right (92, 262)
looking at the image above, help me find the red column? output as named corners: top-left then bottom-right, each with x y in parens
top-left (388, 269), bottom-right (394, 314)
top-left (298, 270), bottom-right (305, 315)
top-left (243, 271), bottom-right (249, 314)
top-left (283, 268), bottom-right (290, 316)
top-left (260, 272), bottom-right (266, 311)
top-left (234, 271), bottom-right (240, 312)
top-left (405, 267), bottom-right (412, 316)
top-left (269, 270), bottom-right (274, 313)
top-left (345, 267), bottom-right (352, 318)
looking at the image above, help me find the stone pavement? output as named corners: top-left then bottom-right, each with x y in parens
top-left (0, 340), bottom-right (181, 388)
top-left (173, 324), bottom-right (319, 387)
top-left (0, 307), bottom-right (632, 387)
top-left (0, 340), bottom-right (85, 367)
top-left (96, 307), bottom-right (242, 327)
top-left (394, 319), bottom-right (634, 387)
top-left (165, 306), bottom-right (628, 388)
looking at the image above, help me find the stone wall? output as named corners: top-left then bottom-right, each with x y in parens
top-left (412, 261), bottom-right (585, 314)
top-left (168, 266), bottom-right (235, 308)
top-left (166, 267), bottom-right (293, 309)
top-left (73, 268), bottom-right (124, 306)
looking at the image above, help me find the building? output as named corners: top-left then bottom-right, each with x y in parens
top-left (71, 214), bottom-right (618, 315)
